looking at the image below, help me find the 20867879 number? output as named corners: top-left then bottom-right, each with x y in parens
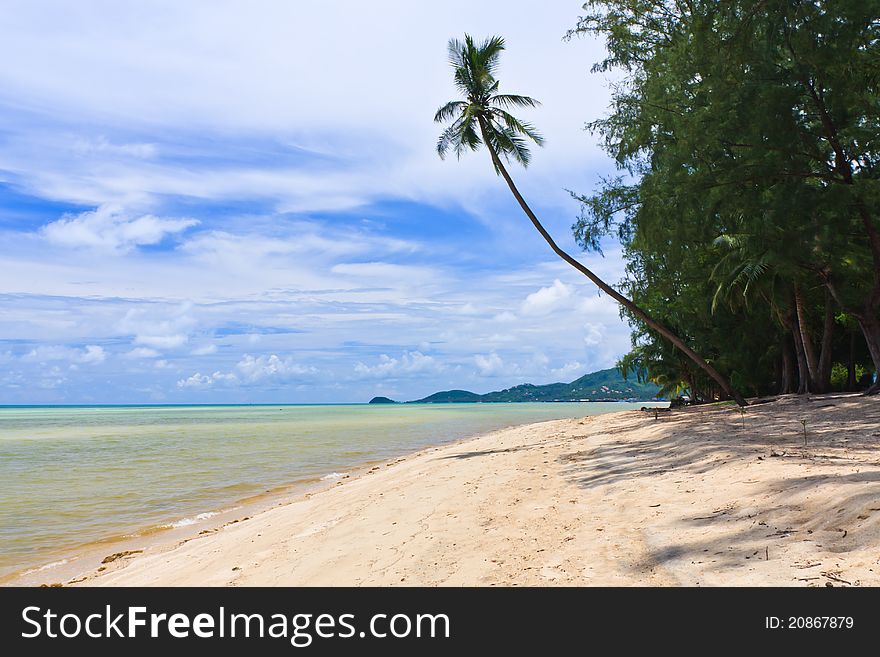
top-left (772, 617), bottom-right (855, 629)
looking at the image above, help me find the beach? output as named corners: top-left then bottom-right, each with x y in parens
top-left (1, 402), bottom-right (654, 582)
top-left (37, 393), bottom-right (879, 587)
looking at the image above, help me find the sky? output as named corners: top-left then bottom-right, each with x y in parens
top-left (0, 0), bottom-right (634, 404)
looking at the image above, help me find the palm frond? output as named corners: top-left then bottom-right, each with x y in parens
top-left (455, 122), bottom-right (482, 158)
top-left (477, 35), bottom-right (506, 78)
top-left (436, 124), bottom-right (457, 159)
top-left (487, 123), bottom-right (532, 167)
top-left (491, 93), bottom-right (541, 110)
top-left (434, 100), bottom-right (466, 124)
top-left (489, 108), bottom-right (545, 146)
top-left (447, 38), bottom-right (467, 70)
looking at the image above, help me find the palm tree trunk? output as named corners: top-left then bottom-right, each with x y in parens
top-left (477, 118), bottom-right (747, 407)
top-left (794, 283), bottom-right (819, 390)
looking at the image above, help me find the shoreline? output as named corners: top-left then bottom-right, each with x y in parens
top-left (2, 401), bottom-right (663, 584)
top-left (4, 411), bottom-right (609, 587)
top-left (13, 394), bottom-right (880, 587)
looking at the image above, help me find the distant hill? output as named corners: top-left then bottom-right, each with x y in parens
top-left (368, 396), bottom-right (397, 404)
top-left (407, 368), bottom-right (660, 403)
top-left (415, 390), bottom-right (483, 404)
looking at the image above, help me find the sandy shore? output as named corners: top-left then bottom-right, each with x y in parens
top-left (57, 394), bottom-right (880, 586)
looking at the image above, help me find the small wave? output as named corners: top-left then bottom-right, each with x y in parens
top-left (22, 559), bottom-right (69, 575)
top-left (164, 511), bottom-right (219, 528)
top-left (320, 472), bottom-right (349, 481)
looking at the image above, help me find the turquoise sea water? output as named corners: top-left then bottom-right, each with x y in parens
top-left (0, 402), bottom-right (658, 576)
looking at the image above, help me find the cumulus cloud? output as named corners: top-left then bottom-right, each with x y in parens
top-left (176, 371), bottom-right (237, 389)
top-left (22, 344), bottom-right (105, 365)
top-left (125, 347), bottom-right (160, 359)
top-left (474, 352), bottom-right (505, 377)
top-left (176, 353), bottom-right (315, 389)
top-left (551, 361), bottom-right (585, 379)
top-left (520, 279), bottom-right (574, 316)
top-left (583, 323), bottom-right (604, 347)
top-left (493, 311), bottom-right (517, 323)
top-left (36, 365), bottom-right (67, 389)
top-left (354, 351), bottom-right (442, 378)
top-left (117, 305), bottom-right (196, 351)
top-left (41, 204), bottom-right (198, 252)
top-left (235, 354), bottom-right (315, 383)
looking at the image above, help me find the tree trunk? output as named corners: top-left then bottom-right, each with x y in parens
top-left (774, 350), bottom-right (783, 395)
top-left (781, 334), bottom-right (795, 394)
top-left (815, 288), bottom-right (835, 393)
top-left (791, 319), bottom-right (811, 394)
top-left (822, 277), bottom-right (880, 395)
top-left (683, 371), bottom-right (696, 403)
top-left (477, 118), bottom-right (747, 407)
top-left (857, 315), bottom-right (880, 395)
top-left (794, 283), bottom-right (819, 390)
top-left (847, 331), bottom-right (857, 391)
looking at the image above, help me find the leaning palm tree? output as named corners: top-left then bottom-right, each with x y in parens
top-left (435, 34), bottom-right (746, 406)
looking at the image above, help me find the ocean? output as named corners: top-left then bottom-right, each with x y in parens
top-left (0, 402), bottom-right (659, 577)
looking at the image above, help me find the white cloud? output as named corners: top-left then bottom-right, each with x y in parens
top-left (191, 344), bottom-right (217, 356)
top-left (551, 360), bottom-right (585, 379)
top-left (520, 279), bottom-right (573, 316)
top-left (235, 354), bottom-right (315, 383)
top-left (330, 262), bottom-right (435, 286)
top-left (73, 136), bottom-right (157, 159)
top-left (354, 351), bottom-right (443, 378)
top-left (41, 204), bottom-right (198, 252)
top-left (137, 334), bottom-right (188, 349)
top-left (176, 371), bottom-right (236, 389)
top-left (583, 323), bottom-right (603, 347)
top-left (125, 347), bottom-right (160, 359)
top-left (117, 305), bottom-right (196, 351)
top-left (36, 365), bottom-right (67, 389)
top-left (474, 352), bottom-right (505, 377)
top-left (493, 311), bottom-right (517, 323)
top-left (79, 345), bottom-right (106, 364)
top-left (176, 353), bottom-right (315, 389)
top-left (22, 344), bottom-right (105, 365)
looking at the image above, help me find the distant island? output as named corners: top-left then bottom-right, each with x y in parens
top-left (369, 368), bottom-right (661, 404)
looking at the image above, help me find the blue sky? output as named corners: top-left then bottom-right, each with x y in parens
top-left (0, 1), bottom-right (633, 403)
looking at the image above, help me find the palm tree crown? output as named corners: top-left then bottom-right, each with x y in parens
top-left (434, 35), bottom-right (544, 170)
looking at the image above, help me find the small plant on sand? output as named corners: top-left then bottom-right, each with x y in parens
top-left (800, 419), bottom-right (808, 446)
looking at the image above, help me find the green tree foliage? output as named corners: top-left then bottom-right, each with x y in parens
top-left (570, 0), bottom-right (880, 399)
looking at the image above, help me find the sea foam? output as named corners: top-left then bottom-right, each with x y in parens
top-left (165, 511), bottom-right (219, 528)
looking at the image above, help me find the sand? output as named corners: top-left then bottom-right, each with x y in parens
top-left (67, 394), bottom-right (880, 586)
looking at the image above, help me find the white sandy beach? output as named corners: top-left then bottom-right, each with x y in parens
top-left (48, 394), bottom-right (880, 587)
